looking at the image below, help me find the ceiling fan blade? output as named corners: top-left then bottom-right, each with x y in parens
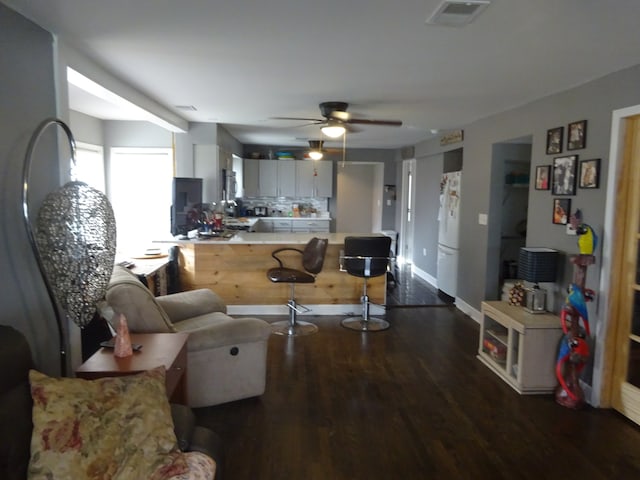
top-left (344, 123), bottom-right (362, 134)
top-left (271, 116), bottom-right (324, 123)
top-left (346, 118), bottom-right (403, 127)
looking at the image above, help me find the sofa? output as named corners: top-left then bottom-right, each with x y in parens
top-left (0, 324), bottom-right (223, 480)
top-left (100, 266), bottom-right (272, 408)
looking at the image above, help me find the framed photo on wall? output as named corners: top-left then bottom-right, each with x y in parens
top-left (567, 120), bottom-right (587, 150)
top-left (579, 158), bottom-right (600, 189)
top-left (546, 127), bottom-right (563, 155)
top-left (553, 198), bottom-right (571, 225)
top-left (535, 165), bottom-right (551, 190)
top-left (552, 155), bottom-right (578, 195)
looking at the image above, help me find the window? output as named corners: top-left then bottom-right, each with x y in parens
top-left (109, 147), bottom-right (173, 253)
top-left (74, 142), bottom-right (105, 192)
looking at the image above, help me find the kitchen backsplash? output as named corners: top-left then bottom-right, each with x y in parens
top-left (239, 197), bottom-right (329, 217)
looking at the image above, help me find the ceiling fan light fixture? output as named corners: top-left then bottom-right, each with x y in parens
top-left (308, 150), bottom-right (323, 160)
top-left (321, 121), bottom-right (346, 138)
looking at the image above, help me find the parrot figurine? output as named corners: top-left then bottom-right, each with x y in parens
top-left (555, 334), bottom-right (590, 402)
top-left (562, 283), bottom-right (593, 337)
top-left (576, 223), bottom-right (597, 255)
top-left (567, 283), bottom-right (588, 322)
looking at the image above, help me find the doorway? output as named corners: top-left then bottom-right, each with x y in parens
top-left (399, 159), bottom-right (416, 265)
top-left (336, 162), bottom-right (384, 233)
top-left (488, 137), bottom-right (532, 300)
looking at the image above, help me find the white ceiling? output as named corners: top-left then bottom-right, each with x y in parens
top-left (5, 0), bottom-right (640, 149)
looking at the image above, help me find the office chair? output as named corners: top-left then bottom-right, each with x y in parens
top-left (267, 237), bottom-right (328, 336)
top-left (341, 235), bottom-right (392, 332)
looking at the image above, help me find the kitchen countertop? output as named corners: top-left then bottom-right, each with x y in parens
top-left (156, 231), bottom-right (376, 245)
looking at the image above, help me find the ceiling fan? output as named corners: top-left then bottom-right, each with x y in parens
top-left (272, 101), bottom-right (402, 137)
top-left (282, 140), bottom-right (342, 160)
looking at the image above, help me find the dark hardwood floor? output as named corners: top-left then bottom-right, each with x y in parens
top-left (195, 279), bottom-right (640, 479)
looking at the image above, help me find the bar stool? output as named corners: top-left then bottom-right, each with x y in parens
top-left (267, 237), bottom-right (328, 336)
top-left (341, 235), bottom-right (392, 332)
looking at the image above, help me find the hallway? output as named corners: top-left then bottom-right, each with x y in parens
top-left (386, 265), bottom-right (453, 307)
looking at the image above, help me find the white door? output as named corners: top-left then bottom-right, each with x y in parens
top-left (399, 159), bottom-right (416, 265)
top-left (609, 114), bottom-right (640, 424)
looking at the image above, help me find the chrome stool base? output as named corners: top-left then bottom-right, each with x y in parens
top-left (271, 320), bottom-right (318, 336)
top-left (341, 316), bottom-right (390, 332)
top-left (341, 293), bottom-right (389, 332)
top-left (271, 298), bottom-right (318, 336)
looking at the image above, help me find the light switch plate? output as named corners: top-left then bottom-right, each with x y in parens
top-left (478, 213), bottom-right (488, 225)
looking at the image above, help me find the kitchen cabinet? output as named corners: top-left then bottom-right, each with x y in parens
top-left (244, 159), bottom-right (332, 198)
top-left (258, 159), bottom-right (296, 197)
top-left (295, 161), bottom-right (333, 197)
top-left (278, 160), bottom-right (297, 196)
top-left (256, 218), bottom-right (292, 232)
top-left (256, 218), bottom-right (330, 233)
top-left (291, 219), bottom-right (330, 233)
top-left (478, 301), bottom-right (563, 394)
top-left (272, 219), bottom-right (293, 232)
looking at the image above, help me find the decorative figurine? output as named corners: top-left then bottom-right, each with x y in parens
top-left (114, 313), bottom-right (133, 358)
top-left (555, 211), bottom-right (597, 409)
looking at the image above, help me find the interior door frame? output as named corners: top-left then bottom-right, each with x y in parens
top-left (595, 104), bottom-right (640, 408)
top-left (399, 158), bottom-right (416, 265)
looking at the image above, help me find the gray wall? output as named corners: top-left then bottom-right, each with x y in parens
top-left (0, 4), bottom-right (64, 376)
top-left (69, 110), bottom-right (103, 145)
top-left (410, 63), bottom-right (640, 390)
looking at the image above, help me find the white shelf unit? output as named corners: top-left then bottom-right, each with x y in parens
top-left (478, 301), bottom-right (563, 394)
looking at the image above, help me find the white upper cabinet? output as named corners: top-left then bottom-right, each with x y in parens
top-left (243, 158), bottom-right (260, 197)
top-left (244, 158), bottom-right (333, 198)
top-left (296, 160), bottom-right (333, 197)
top-left (258, 159), bottom-right (278, 196)
top-left (258, 159), bottom-right (296, 197)
top-left (314, 161), bottom-right (333, 197)
top-left (277, 160), bottom-right (296, 197)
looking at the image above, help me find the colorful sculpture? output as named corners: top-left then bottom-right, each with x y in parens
top-left (556, 210), bottom-right (597, 409)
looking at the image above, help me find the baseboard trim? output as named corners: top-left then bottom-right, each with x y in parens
top-left (410, 265), bottom-right (438, 288)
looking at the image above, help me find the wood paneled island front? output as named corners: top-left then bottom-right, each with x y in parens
top-left (175, 233), bottom-right (386, 314)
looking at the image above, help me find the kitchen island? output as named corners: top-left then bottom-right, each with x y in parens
top-left (172, 232), bottom-right (386, 315)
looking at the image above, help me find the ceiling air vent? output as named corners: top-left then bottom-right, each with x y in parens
top-left (426, 1), bottom-right (491, 27)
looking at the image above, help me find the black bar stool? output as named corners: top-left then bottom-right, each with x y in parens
top-left (266, 237), bottom-right (328, 336)
top-left (341, 235), bottom-right (392, 332)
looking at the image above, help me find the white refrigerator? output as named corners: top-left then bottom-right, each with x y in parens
top-left (437, 171), bottom-right (462, 297)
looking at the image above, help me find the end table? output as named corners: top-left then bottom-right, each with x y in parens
top-left (76, 332), bottom-right (188, 404)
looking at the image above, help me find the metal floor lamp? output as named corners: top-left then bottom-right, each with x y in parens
top-left (21, 118), bottom-right (116, 376)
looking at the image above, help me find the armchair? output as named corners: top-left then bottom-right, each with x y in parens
top-left (101, 266), bottom-right (272, 408)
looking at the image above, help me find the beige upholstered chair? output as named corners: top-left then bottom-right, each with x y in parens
top-left (100, 266), bottom-right (271, 408)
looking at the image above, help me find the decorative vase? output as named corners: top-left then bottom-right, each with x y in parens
top-left (114, 313), bottom-right (133, 358)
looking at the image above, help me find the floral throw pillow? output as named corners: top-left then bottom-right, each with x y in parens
top-left (28, 366), bottom-right (189, 480)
